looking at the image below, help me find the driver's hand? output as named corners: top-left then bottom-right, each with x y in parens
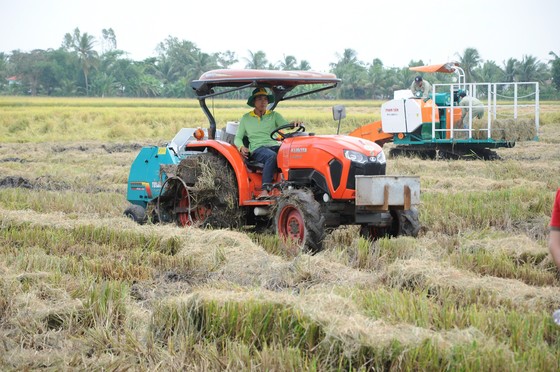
top-left (290, 121), bottom-right (303, 128)
top-left (239, 146), bottom-right (249, 158)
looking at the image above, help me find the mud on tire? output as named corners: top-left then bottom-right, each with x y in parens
top-left (274, 189), bottom-right (326, 255)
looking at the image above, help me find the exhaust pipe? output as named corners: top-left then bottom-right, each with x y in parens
top-left (253, 207), bottom-right (270, 216)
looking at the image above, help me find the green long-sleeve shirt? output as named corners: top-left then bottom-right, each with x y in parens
top-left (234, 110), bottom-right (288, 152)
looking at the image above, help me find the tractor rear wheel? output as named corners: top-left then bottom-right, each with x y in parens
top-left (274, 189), bottom-right (325, 255)
top-left (359, 225), bottom-right (389, 240)
top-left (359, 207), bottom-right (420, 240)
top-left (389, 207), bottom-right (420, 237)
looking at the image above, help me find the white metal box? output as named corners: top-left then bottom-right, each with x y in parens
top-left (355, 175), bottom-right (420, 208)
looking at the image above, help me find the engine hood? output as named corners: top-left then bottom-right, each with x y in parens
top-left (287, 134), bottom-right (383, 157)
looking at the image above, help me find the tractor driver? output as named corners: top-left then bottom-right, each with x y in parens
top-left (234, 87), bottom-right (301, 199)
top-left (410, 75), bottom-right (432, 98)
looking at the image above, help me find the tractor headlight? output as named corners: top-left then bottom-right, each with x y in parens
top-left (344, 149), bottom-right (387, 165)
top-left (344, 150), bottom-right (368, 164)
top-left (372, 150), bottom-right (386, 164)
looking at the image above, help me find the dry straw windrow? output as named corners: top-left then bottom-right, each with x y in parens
top-left (1, 97), bottom-right (560, 370)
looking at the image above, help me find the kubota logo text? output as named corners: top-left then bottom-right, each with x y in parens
top-left (291, 147), bottom-right (307, 153)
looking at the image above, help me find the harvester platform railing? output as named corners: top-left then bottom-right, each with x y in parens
top-left (429, 82), bottom-right (539, 142)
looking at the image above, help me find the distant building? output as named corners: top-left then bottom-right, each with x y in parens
top-left (7, 76), bottom-right (20, 85)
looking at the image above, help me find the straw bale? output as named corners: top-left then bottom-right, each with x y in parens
top-left (470, 118), bottom-right (537, 141)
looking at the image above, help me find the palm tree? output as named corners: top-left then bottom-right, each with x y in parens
top-left (217, 51), bottom-right (238, 68)
top-left (515, 55), bottom-right (549, 82)
top-left (367, 58), bottom-right (385, 98)
top-left (548, 51), bottom-right (560, 91)
top-left (329, 49), bottom-right (368, 99)
top-left (330, 49), bottom-right (359, 76)
top-left (502, 58), bottom-right (517, 82)
top-left (77, 33), bottom-right (99, 95)
top-left (478, 60), bottom-right (503, 83)
top-left (334, 49), bottom-right (359, 67)
top-left (244, 50), bottom-right (268, 69)
top-left (188, 51), bottom-right (219, 81)
top-left (91, 72), bottom-right (117, 97)
top-left (298, 60), bottom-right (311, 71)
top-left (278, 55), bottom-right (297, 70)
top-left (101, 28), bottom-right (117, 53)
top-left (154, 57), bottom-right (179, 84)
top-left (456, 47), bottom-right (481, 83)
top-left (64, 28), bottom-right (99, 95)
top-left (156, 36), bottom-right (199, 80)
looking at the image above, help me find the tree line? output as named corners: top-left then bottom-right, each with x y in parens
top-left (1, 27), bottom-right (559, 100)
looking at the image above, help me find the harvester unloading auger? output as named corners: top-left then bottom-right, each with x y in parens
top-left (349, 62), bottom-right (540, 160)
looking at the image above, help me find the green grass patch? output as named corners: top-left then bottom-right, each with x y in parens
top-left (421, 187), bottom-right (550, 234)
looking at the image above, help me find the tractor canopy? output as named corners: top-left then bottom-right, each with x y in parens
top-left (190, 69), bottom-right (341, 139)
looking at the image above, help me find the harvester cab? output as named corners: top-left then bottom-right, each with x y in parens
top-left (125, 69), bottom-right (421, 254)
top-left (350, 62), bottom-right (540, 160)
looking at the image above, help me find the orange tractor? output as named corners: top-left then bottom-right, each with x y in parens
top-left (125, 69), bottom-right (420, 253)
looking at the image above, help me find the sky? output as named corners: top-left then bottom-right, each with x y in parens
top-left (1, 0), bottom-right (559, 73)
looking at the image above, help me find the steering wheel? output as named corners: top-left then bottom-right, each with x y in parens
top-left (270, 123), bottom-right (306, 141)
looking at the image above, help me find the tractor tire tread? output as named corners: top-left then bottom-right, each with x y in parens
top-left (275, 188), bottom-right (326, 253)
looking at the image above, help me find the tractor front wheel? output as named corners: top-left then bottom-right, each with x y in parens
top-left (274, 189), bottom-right (325, 255)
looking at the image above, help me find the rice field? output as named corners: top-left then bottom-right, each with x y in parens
top-left (1, 96), bottom-right (560, 370)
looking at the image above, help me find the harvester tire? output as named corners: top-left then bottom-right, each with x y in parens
top-left (474, 148), bottom-right (501, 160)
top-left (124, 204), bottom-right (147, 225)
top-left (274, 189), bottom-right (326, 255)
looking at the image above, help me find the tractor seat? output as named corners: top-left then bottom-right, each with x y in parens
top-left (241, 136), bottom-right (280, 172)
top-left (245, 158), bottom-right (264, 172)
top-left (242, 135), bottom-right (265, 172)
top-left (244, 155), bottom-right (282, 173)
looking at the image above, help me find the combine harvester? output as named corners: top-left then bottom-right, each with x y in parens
top-left (349, 62), bottom-right (540, 159)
